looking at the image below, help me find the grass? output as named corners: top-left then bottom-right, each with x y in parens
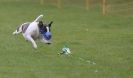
top-left (0, 0), bottom-right (133, 78)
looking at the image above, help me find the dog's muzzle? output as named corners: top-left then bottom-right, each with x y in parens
top-left (44, 32), bottom-right (52, 40)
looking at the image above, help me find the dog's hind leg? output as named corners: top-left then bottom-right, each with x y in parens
top-left (26, 35), bottom-right (37, 49)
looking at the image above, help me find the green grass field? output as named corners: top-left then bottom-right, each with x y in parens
top-left (0, 0), bottom-right (133, 78)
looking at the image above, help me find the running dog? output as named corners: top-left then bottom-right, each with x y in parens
top-left (13, 15), bottom-right (53, 49)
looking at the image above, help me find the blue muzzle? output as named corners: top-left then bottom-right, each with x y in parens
top-left (43, 32), bottom-right (52, 40)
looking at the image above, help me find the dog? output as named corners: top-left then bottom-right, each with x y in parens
top-left (13, 15), bottom-right (53, 49)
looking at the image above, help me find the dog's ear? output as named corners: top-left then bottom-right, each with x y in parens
top-left (48, 21), bottom-right (53, 27)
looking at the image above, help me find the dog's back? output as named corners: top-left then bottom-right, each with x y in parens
top-left (24, 22), bottom-right (39, 39)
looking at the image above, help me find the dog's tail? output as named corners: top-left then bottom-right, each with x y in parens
top-left (33, 14), bottom-right (43, 22)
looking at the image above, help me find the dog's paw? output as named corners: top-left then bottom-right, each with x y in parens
top-left (33, 45), bottom-right (37, 49)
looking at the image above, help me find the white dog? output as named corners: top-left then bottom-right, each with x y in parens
top-left (13, 15), bottom-right (53, 49)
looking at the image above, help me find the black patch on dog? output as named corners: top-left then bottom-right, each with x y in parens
top-left (16, 26), bottom-right (20, 32)
top-left (22, 23), bottom-right (30, 33)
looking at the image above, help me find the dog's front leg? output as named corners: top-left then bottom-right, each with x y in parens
top-left (26, 35), bottom-right (37, 49)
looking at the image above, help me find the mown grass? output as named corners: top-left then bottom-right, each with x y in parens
top-left (0, 0), bottom-right (133, 78)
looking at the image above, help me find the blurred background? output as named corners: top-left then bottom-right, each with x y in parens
top-left (0, 0), bottom-right (133, 16)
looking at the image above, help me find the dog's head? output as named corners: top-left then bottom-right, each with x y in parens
top-left (38, 21), bottom-right (53, 44)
